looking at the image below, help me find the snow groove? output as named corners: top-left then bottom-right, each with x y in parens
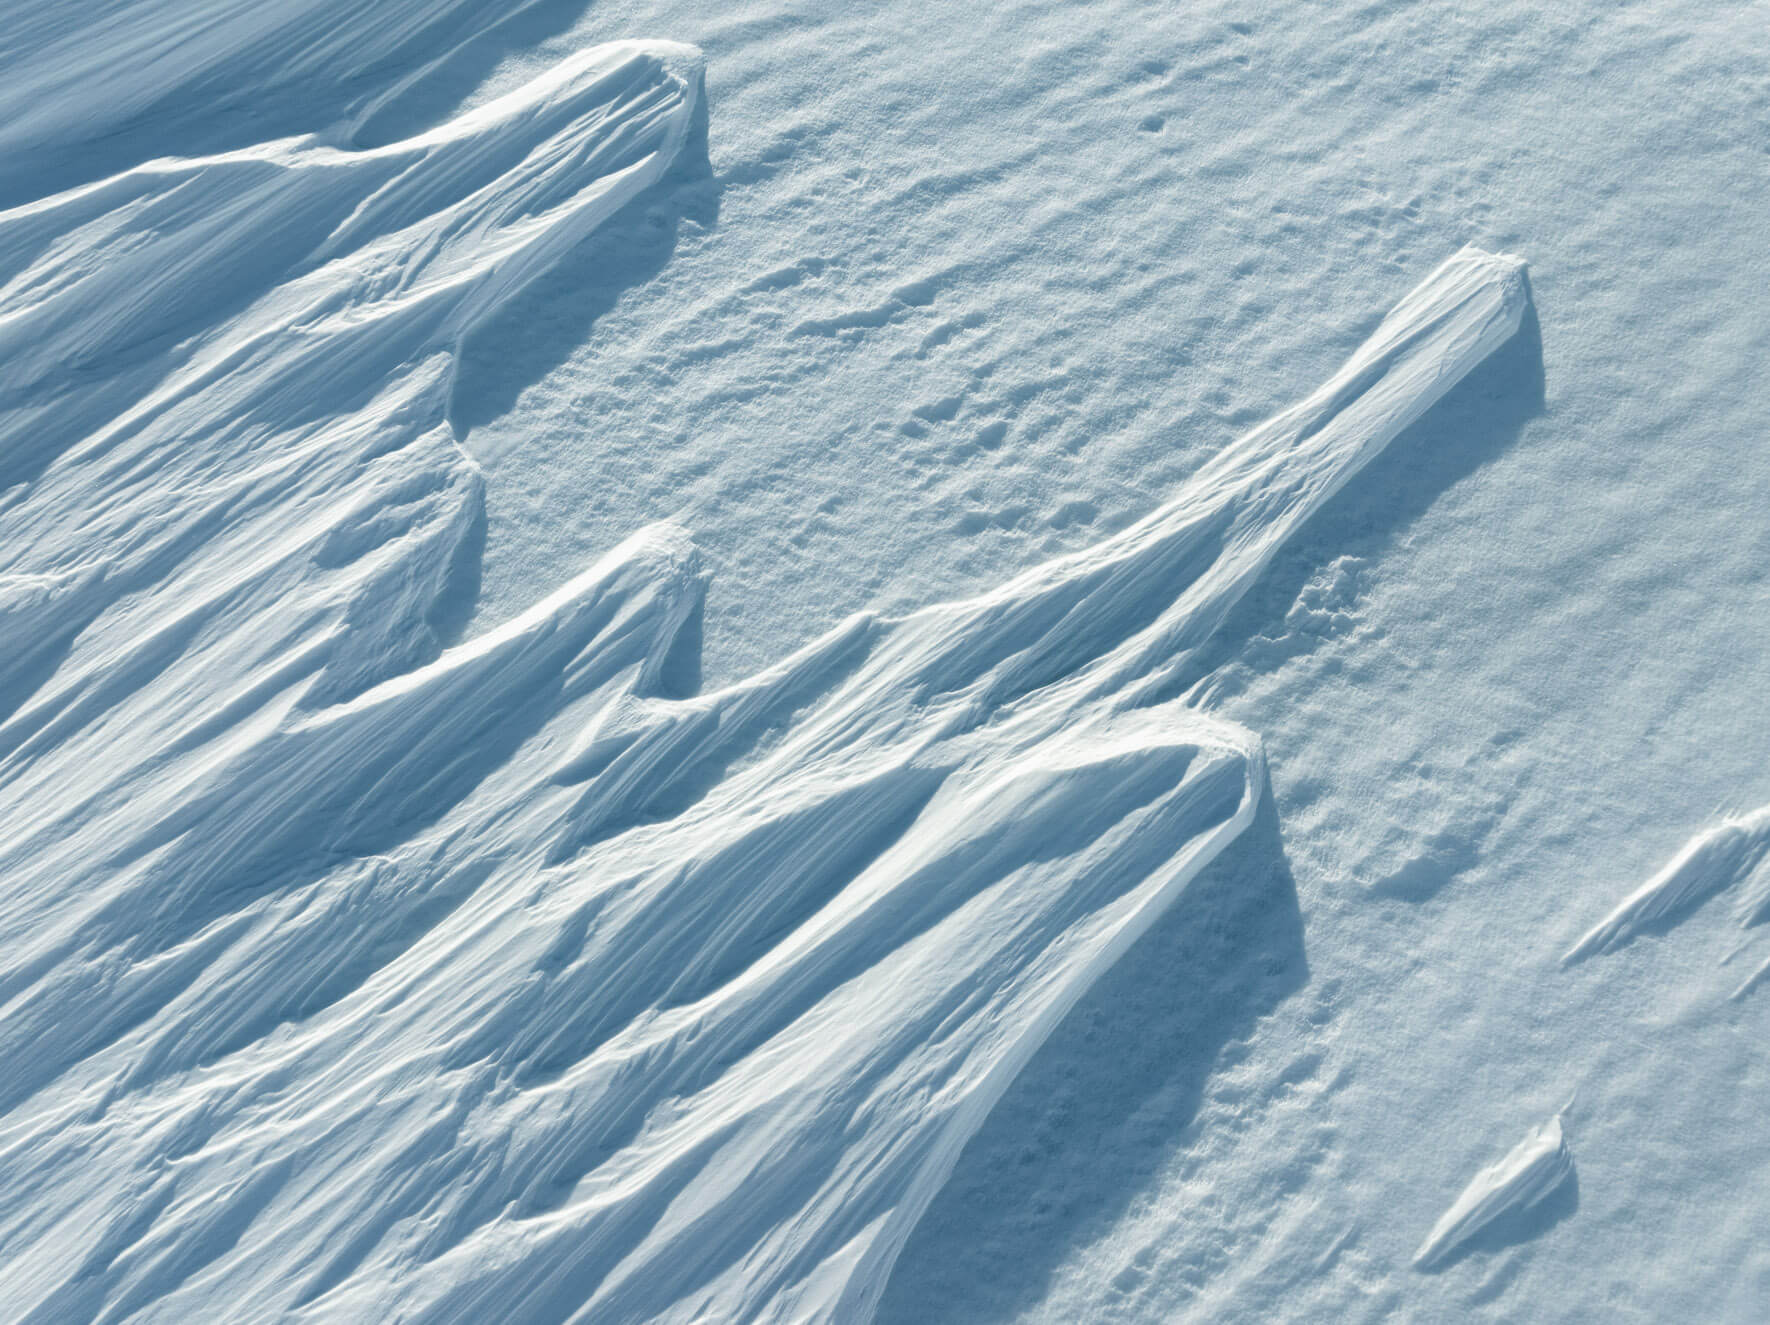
top-left (0, 36), bottom-right (1528, 1318)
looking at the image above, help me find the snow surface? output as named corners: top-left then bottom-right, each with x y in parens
top-left (5, 1), bottom-right (1770, 1321)
top-left (0, 62), bottom-right (1523, 1310)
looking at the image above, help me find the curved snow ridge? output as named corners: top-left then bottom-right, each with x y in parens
top-left (1562, 804), bottom-right (1770, 965)
top-left (0, 84), bottom-right (1529, 1320)
top-left (1413, 1113), bottom-right (1575, 1270)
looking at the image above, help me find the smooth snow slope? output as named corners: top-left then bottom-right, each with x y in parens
top-left (0, 27), bottom-right (1525, 1314)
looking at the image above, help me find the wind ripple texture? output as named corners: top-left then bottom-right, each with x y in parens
top-left (0, 40), bottom-right (1529, 1325)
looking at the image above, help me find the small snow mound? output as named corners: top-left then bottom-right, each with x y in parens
top-left (1413, 1113), bottom-right (1574, 1271)
top-left (1562, 805), bottom-right (1770, 965)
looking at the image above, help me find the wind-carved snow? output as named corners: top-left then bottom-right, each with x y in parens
top-left (0, 35), bottom-right (1528, 1319)
top-left (1413, 1114), bottom-right (1574, 1271)
top-left (1563, 806), bottom-right (1770, 975)
top-left (0, 0), bottom-right (613, 203)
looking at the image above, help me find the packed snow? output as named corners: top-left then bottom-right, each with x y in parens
top-left (4, 1), bottom-right (1769, 1322)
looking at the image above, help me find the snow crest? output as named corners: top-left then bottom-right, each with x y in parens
top-left (0, 39), bottom-right (1528, 1321)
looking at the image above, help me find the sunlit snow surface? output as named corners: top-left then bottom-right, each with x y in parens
top-left (5, 2), bottom-right (1770, 1322)
top-left (0, 35), bottom-right (1521, 1311)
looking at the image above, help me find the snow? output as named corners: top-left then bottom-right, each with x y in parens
top-left (4, 1), bottom-right (1770, 1321)
top-left (1564, 806), bottom-right (1770, 967)
top-left (1413, 1114), bottom-right (1575, 1272)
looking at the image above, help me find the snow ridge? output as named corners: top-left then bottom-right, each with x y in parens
top-left (1413, 1114), bottom-right (1575, 1271)
top-left (0, 41), bottom-right (1528, 1321)
top-left (1562, 805), bottom-right (1770, 966)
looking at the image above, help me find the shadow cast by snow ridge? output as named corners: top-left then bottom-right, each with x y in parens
top-left (878, 791), bottom-right (1307, 1324)
top-left (364, 81), bottom-right (717, 656)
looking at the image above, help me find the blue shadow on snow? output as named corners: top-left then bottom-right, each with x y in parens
top-left (879, 285), bottom-right (1546, 1318)
top-left (878, 791), bottom-right (1307, 1323)
top-left (449, 86), bottom-right (720, 434)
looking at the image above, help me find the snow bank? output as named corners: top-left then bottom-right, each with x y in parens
top-left (0, 35), bottom-right (1528, 1317)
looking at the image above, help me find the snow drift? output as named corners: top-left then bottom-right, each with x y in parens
top-left (0, 35), bottom-right (1529, 1321)
top-left (1414, 1114), bottom-right (1574, 1271)
top-left (1563, 805), bottom-right (1770, 966)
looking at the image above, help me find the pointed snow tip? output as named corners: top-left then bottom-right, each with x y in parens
top-left (1452, 243), bottom-right (1527, 273)
top-left (618, 519), bottom-right (700, 568)
top-left (1455, 245), bottom-right (1530, 309)
top-left (500, 520), bottom-right (703, 648)
top-left (648, 41), bottom-right (708, 82)
top-left (1445, 245), bottom-right (1531, 328)
top-left (590, 520), bottom-right (706, 609)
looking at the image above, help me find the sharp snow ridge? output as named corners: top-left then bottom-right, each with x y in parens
top-left (1563, 805), bottom-right (1770, 971)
